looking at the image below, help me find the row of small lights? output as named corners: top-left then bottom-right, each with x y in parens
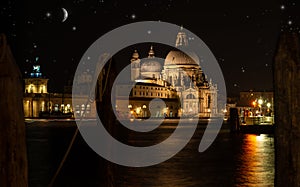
top-left (252, 98), bottom-right (271, 108)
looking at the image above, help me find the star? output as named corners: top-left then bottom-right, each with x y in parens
top-left (46, 12), bottom-right (51, 18)
top-left (147, 30), bottom-right (151, 34)
top-left (131, 14), bottom-right (136, 19)
top-left (219, 58), bottom-right (225, 62)
top-left (280, 5), bottom-right (285, 10)
top-left (72, 26), bottom-right (77, 31)
top-left (241, 66), bottom-right (246, 73)
top-left (288, 20), bottom-right (292, 25)
top-left (27, 20), bottom-right (34, 25)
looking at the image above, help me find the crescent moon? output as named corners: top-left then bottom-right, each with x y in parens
top-left (62, 8), bottom-right (68, 22)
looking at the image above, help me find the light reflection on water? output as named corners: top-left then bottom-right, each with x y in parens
top-left (234, 134), bottom-right (274, 187)
top-left (26, 121), bottom-right (274, 187)
top-left (117, 128), bottom-right (274, 187)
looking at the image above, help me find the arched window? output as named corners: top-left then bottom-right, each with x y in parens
top-left (186, 94), bottom-right (196, 99)
top-left (207, 95), bottom-right (211, 108)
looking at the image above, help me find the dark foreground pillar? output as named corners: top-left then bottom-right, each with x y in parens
top-left (229, 108), bottom-right (240, 133)
top-left (96, 57), bottom-right (117, 187)
top-left (0, 34), bottom-right (28, 186)
top-left (274, 32), bottom-right (300, 187)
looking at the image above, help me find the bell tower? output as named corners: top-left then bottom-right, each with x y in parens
top-left (175, 26), bottom-right (188, 47)
top-left (24, 64), bottom-right (48, 94)
top-left (130, 49), bottom-right (141, 81)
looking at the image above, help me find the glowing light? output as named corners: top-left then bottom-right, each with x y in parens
top-left (258, 99), bottom-right (263, 105)
top-left (136, 107), bottom-right (141, 114)
top-left (256, 135), bottom-right (264, 142)
top-left (267, 103), bottom-right (271, 108)
top-left (46, 12), bottom-right (51, 17)
top-left (131, 14), bottom-right (136, 19)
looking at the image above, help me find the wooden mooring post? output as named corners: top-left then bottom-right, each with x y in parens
top-left (229, 108), bottom-right (240, 133)
top-left (274, 32), bottom-right (300, 186)
top-left (0, 34), bottom-right (28, 186)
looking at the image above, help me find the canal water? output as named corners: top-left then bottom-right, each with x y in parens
top-left (26, 120), bottom-right (274, 187)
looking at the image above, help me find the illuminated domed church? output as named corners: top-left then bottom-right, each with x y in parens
top-left (116, 28), bottom-right (218, 118)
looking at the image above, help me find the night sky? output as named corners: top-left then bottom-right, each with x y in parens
top-left (1, 0), bottom-right (300, 95)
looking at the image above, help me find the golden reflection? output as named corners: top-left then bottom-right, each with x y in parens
top-left (235, 134), bottom-right (274, 186)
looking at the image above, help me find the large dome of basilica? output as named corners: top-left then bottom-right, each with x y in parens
top-left (164, 50), bottom-right (200, 66)
top-left (164, 26), bottom-right (200, 67)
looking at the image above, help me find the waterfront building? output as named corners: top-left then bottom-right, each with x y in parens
top-left (23, 65), bottom-right (97, 118)
top-left (23, 28), bottom-right (219, 119)
top-left (235, 90), bottom-right (274, 124)
top-left (115, 28), bottom-right (218, 118)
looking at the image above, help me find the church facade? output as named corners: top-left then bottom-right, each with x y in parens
top-left (115, 28), bottom-right (218, 118)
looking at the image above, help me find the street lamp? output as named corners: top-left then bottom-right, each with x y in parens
top-left (252, 101), bottom-right (257, 107)
top-left (257, 98), bottom-right (263, 116)
top-left (142, 104), bottom-right (147, 117)
top-left (136, 107), bottom-right (141, 115)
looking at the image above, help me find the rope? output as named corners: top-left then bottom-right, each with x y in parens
top-left (48, 58), bottom-right (112, 187)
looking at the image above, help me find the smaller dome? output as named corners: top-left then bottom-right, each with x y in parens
top-left (141, 60), bottom-right (162, 72)
top-left (131, 49), bottom-right (139, 59)
top-left (148, 46), bottom-right (155, 57)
